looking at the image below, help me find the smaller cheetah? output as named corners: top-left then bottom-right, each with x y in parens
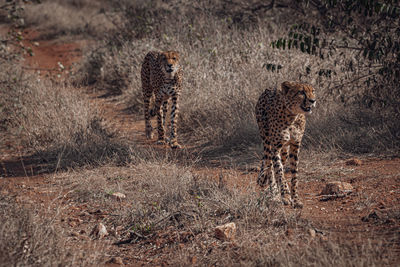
top-left (255, 81), bottom-right (316, 208)
top-left (141, 51), bottom-right (183, 149)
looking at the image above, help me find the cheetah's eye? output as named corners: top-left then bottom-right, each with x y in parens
top-left (298, 91), bottom-right (306, 98)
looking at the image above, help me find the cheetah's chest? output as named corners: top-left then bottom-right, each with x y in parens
top-left (265, 109), bottom-right (303, 143)
top-left (161, 84), bottom-right (176, 95)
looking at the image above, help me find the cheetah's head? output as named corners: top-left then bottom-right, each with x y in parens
top-left (159, 51), bottom-right (180, 79)
top-left (282, 81), bottom-right (316, 114)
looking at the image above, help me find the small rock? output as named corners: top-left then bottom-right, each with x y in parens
top-left (345, 158), bottom-right (362, 166)
top-left (215, 222), bottom-right (236, 241)
top-left (109, 257), bottom-right (124, 265)
top-left (90, 223), bottom-right (108, 239)
top-left (320, 181), bottom-right (353, 201)
top-left (111, 192), bottom-right (126, 200)
top-left (308, 228), bottom-right (316, 238)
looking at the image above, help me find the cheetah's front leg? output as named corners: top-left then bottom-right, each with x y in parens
top-left (169, 93), bottom-right (181, 149)
top-left (289, 142), bottom-right (303, 209)
top-left (280, 145), bottom-right (293, 205)
top-left (271, 148), bottom-right (291, 205)
top-left (151, 94), bottom-right (166, 145)
top-left (162, 100), bottom-right (168, 130)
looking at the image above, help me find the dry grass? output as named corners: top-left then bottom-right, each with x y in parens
top-left (51, 159), bottom-right (394, 266)
top-left (73, 0), bottom-right (400, 155)
top-left (22, 0), bottom-right (116, 39)
top-left (0, 196), bottom-right (101, 266)
top-left (1, 1), bottom-right (399, 265)
top-left (0, 63), bottom-right (131, 169)
top-left (172, 236), bottom-right (389, 266)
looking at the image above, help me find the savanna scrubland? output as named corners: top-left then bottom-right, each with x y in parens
top-left (1, 0), bottom-right (399, 266)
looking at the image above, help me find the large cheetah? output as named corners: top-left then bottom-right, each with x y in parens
top-left (141, 51), bottom-right (183, 149)
top-left (255, 81), bottom-right (316, 208)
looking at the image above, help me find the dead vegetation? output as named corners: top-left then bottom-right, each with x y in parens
top-left (72, 0), bottom-right (400, 155)
top-left (1, 0), bottom-right (399, 266)
top-left (0, 64), bottom-right (131, 170)
top-left (9, 159), bottom-right (392, 266)
top-left (0, 196), bottom-right (101, 266)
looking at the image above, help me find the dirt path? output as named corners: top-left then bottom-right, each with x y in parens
top-left (1, 30), bottom-right (400, 265)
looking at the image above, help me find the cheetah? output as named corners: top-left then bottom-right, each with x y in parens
top-left (255, 81), bottom-right (316, 208)
top-left (141, 51), bottom-right (183, 149)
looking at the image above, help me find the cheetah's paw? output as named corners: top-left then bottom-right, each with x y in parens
top-left (156, 139), bottom-right (167, 145)
top-left (293, 199), bottom-right (303, 209)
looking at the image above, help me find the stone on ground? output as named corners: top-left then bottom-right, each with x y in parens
top-left (215, 222), bottom-right (236, 241)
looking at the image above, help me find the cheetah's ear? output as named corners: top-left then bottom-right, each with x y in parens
top-left (172, 51), bottom-right (180, 60)
top-left (281, 81), bottom-right (294, 95)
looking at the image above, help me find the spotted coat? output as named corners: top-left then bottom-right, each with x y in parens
top-left (255, 81), bottom-right (316, 208)
top-left (141, 51), bottom-right (183, 148)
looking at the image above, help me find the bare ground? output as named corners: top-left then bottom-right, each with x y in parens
top-left (1, 30), bottom-right (399, 266)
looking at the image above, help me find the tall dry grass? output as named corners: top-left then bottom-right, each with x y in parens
top-left (22, 0), bottom-right (115, 39)
top-left (0, 62), bottom-right (130, 169)
top-left (72, 0), bottom-right (400, 155)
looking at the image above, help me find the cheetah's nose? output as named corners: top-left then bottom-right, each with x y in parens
top-left (167, 64), bottom-right (172, 68)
